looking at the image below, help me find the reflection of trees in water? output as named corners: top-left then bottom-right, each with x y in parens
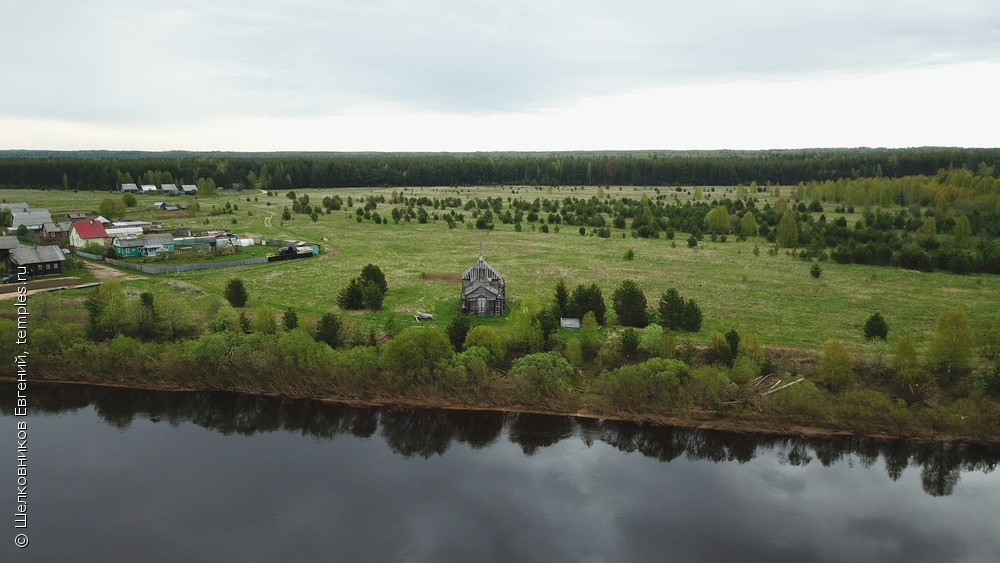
top-left (10, 383), bottom-right (999, 497)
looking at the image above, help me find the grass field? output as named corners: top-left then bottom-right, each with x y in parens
top-left (6, 186), bottom-right (997, 353)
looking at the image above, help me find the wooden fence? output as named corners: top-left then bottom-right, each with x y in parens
top-left (103, 256), bottom-right (268, 275)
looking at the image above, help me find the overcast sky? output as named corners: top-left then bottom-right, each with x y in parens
top-left (2, 0), bottom-right (998, 151)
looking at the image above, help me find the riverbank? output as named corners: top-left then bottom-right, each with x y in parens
top-left (9, 376), bottom-right (998, 446)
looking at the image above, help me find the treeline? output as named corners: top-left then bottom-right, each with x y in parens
top-left (1, 147), bottom-right (999, 190)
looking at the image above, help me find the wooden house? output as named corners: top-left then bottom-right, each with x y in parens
top-left (69, 220), bottom-right (109, 248)
top-left (460, 253), bottom-right (506, 316)
top-left (140, 184), bottom-right (158, 194)
top-left (10, 209), bottom-right (53, 232)
top-left (142, 233), bottom-right (175, 256)
top-left (180, 184), bottom-right (198, 195)
top-left (7, 246), bottom-right (66, 278)
top-left (120, 183), bottom-right (139, 193)
top-left (43, 221), bottom-right (72, 239)
top-left (112, 236), bottom-right (144, 258)
top-left (160, 183), bottom-right (179, 195)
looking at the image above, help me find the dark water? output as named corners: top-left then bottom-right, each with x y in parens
top-left (2, 384), bottom-right (999, 562)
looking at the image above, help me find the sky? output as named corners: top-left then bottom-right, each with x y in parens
top-left (2, 0), bottom-right (998, 151)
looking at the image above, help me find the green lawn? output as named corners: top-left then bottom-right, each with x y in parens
top-left (4, 186), bottom-right (997, 353)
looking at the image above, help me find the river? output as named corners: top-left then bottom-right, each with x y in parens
top-left (2, 383), bottom-right (999, 562)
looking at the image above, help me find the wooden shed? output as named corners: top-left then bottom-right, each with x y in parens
top-left (460, 253), bottom-right (506, 316)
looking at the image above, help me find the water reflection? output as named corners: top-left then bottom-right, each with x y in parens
top-left (6, 383), bottom-right (997, 497)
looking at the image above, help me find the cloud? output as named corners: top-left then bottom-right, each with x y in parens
top-left (3, 0), bottom-right (998, 125)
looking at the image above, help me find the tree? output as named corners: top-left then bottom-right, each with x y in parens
top-left (863, 312), bottom-right (889, 340)
top-left (740, 211), bottom-right (758, 237)
top-left (952, 215), bottom-right (972, 246)
top-left (446, 314), bottom-right (473, 351)
top-left (681, 299), bottom-right (702, 332)
top-left (315, 312), bottom-right (342, 347)
top-left (620, 328), bottom-right (640, 358)
top-left (705, 205), bottom-right (730, 235)
top-left (224, 279), bottom-right (248, 307)
top-left (819, 339), bottom-right (855, 391)
top-left (553, 279), bottom-right (569, 317)
top-left (122, 193), bottom-right (137, 208)
top-left (776, 210), bottom-right (799, 248)
top-left (579, 311), bottom-right (601, 360)
top-left (283, 309), bottom-right (298, 330)
top-left (359, 264), bottom-right (388, 295)
top-left (568, 283), bottom-right (606, 325)
top-left (337, 278), bottom-right (364, 310)
top-left (361, 282), bottom-right (384, 311)
top-left (612, 280), bottom-right (648, 327)
top-left (810, 263), bottom-right (823, 278)
top-left (658, 288), bottom-right (685, 331)
top-left (98, 197), bottom-right (127, 221)
top-left (929, 309), bottom-right (974, 387)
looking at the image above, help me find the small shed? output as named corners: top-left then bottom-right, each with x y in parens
top-left (66, 213), bottom-right (87, 220)
top-left (0, 236), bottom-right (20, 259)
top-left (460, 253), bottom-right (506, 316)
top-left (8, 246), bottom-right (66, 278)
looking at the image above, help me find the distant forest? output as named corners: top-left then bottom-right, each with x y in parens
top-left (1, 147), bottom-right (998, 190)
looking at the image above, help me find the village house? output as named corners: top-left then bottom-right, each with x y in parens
top-left (10, 209), bottom-right (53, 232)
top-left (180, 184), bottom-right (198, 195)
top-left (69, 220), bottom-right (109, 248)
top-left (42, 221), bottom-right (72, 239)
top-left (160, 183), bottom-right (179, 195)
top-left (111, 237), bottom-right (143, 258)
top-left (7, 246), bottom-right (66, 278)
top-left (120, 183), bottom-right (139, 193)
top-left (140, 184), bottom-right (158, 194)
top-left (460, 252), bottom-right (506, 316)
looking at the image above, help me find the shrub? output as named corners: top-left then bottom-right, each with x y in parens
top-left (508, 352), bottom-right (575, 404)
top-left (810, 263), bottom-right (822, 278)
top-left (863, 312), bottom-right (889, 341)
top-left (638, 324), bottom-right (663, 355)
top-left (380, 329), bottom-right (454, 385)
top-left (463, 325), bottom-right (507, 365)
top-left (599, 358), bottom-right (686, 411)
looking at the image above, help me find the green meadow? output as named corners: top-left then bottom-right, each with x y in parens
top-left (6, 185), bottom-right (998, 353)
